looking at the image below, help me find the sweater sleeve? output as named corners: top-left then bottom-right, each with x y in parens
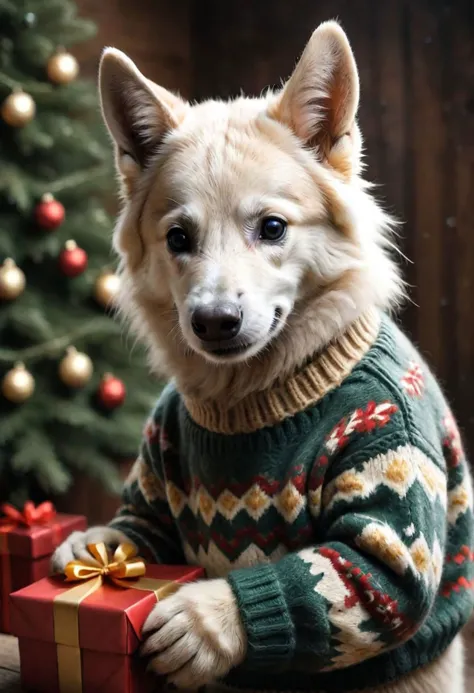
top-left (228, 427), bottom-right (447, 673)
top-left (108, 394), bottom-right (185, 564)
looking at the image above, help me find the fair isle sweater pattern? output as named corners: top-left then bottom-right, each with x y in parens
top-left (110, 313), bottom-right (474, 692)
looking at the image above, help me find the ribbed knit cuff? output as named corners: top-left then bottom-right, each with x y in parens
top-left (228, 564), bottom-right (295, 667)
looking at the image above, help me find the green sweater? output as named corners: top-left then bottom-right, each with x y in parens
top-left (111, 311), bottom-right (474, 691)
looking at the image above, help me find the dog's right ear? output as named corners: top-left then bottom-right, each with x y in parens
top-left (99, 48), bottom-right (187, 195)
top-left (269, 22), bottom-right (360, 178)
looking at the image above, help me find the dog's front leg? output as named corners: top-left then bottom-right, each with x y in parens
top-left (141, 578), bottom-right (247, 688)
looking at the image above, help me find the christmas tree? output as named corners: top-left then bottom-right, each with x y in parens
top-left (0, 0), bottom-right (159, 506)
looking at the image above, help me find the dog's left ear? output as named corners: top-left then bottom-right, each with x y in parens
top-left (269, 21), bottom-right (360, 178)
top-left (99, 48), bottom-right (188, 195)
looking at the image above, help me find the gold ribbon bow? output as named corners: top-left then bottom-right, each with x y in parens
top-left (54, 542), bottom-right (178, 693)
top-left (63, 541), bottom-right (146, 583)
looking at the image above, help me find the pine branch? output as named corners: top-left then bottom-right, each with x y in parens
top-left (0, 69), bottom-right (57, 95)
top-left (0, 317), bottom-right (116, 364)
top-left (0, 163), bottom-right (112, 210)
top-left (40, 164), bottom-right (111, 196)
top-left (0, 73), bottom-right (98, 112)
top-left (10, 306), bottom-right (55, 343)
top-left (0, 0), bottom-right (161, 503)
top-left (0, 408), bottom-right (36, 445)
top-left (0, 1), bottom-right (17, 14)
top-left (11, 430), bottom-right (72, 493)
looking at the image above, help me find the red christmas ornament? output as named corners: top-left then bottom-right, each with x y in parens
top-left (97, 373), bottom-right (126, 409)
top-left (35, 193), bottom-right (65, 230)
top-left (59, 240), bottom-right (88, 277)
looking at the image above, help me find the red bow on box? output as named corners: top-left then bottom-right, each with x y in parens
top-left (1, 501), bottom-right (59, 632)
top-left (1, 501), bottom-right (56, 527)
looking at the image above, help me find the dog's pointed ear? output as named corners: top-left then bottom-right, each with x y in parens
top-left (269, 21), bottom-right (360, 176)
top-left (99, 48), bottom-right (187, 194)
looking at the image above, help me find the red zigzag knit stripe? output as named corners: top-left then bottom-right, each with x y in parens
top-left (441, 576), bottom-right (474, 598)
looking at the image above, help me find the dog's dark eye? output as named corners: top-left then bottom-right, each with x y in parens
top-left (259, 217), bottom-right (287, 242)
top-left (167, 227), bottom-right (192, 254)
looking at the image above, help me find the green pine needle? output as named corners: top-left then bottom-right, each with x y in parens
top-left (0, 0), bottom-right (161, 506)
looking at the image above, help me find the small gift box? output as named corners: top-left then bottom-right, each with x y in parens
top-left (10, 542), bottom-right (205, 693)
top-left (0, 501), bottom-right (86, 633)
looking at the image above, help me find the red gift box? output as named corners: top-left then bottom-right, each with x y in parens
top-left (0, 502), bottom-right (86, 633)
top-left (10, 543), bottom-right (205, 693)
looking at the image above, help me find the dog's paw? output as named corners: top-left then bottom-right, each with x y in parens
top-left (141, 578), bottom-right (246, 688)
top-left (51, 526), bottom-right (135, 573)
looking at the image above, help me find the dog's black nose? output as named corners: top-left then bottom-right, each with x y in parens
top-left (191, 302), bottom-right (242, 341)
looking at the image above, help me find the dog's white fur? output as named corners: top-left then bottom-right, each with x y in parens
top-left (52, 21), bottom-right (463, 693)
top-left (142, 578), bottom-right (245, 687)
top-left (97, 20), bottom-right (403, 405)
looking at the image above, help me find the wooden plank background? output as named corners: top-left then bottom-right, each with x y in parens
top-left (75, 0), bottom-right (474, 457)
top-left (74, 0), bottom-right (192, 95)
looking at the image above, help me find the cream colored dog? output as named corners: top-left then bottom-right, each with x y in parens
top-left (53, 21), bottom-right (465, 693)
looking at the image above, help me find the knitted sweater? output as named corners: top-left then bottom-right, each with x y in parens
top-left (110, 311), bottom-right (474, 691)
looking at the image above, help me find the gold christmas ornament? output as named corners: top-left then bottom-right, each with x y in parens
top-left (94, 271), bottom-right (120, 308)
top-left (1, 90), bottom-right (36, 127)
top-left (47, 50), bottom-right (79, 85)
top-left (2, 363), bottom-right (35, 403)
top-left (59, 347), bottom-right (93, 388)
top-left (0, 258), bottom-right (25, 300)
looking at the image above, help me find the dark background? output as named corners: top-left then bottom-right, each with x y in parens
top-left (74, 0), bottom-right (474, 456)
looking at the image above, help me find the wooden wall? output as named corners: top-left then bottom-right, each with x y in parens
top-left (74, 0), bottom-right (191, 94)
top-left (75, 0), bottom-right (474, 456)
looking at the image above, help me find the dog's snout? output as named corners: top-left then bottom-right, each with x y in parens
top-left (191, 302), bottom-right (242, 342)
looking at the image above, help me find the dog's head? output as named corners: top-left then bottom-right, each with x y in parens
top-left (99, 21), bottom-right (403, 400)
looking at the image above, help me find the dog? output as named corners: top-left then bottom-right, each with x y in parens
top-left (53, 20), bottom-right (473, 693)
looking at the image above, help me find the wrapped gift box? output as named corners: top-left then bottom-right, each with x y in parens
top-left (10, 551), bottom-right (204, 693)
top-left (0, 503), bottom-right (86, 633)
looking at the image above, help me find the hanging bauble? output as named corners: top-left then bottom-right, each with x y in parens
top-left (1, 90), bottom-right (36, 127)
top-left (59, 240), bottom-right (88, 277)
top-left (0, 259), bottom-right (25, 300)
top-left (23, 12), bottom-right (37, 28)
top-left (59, 347), bottom-right (93, 388)
top-left (2, 363), bottom-right (35, 403)
top-left (97, 374), bottom-right (126, 409)
top-left (47, 50), bottom-right (79, 85)
top-left (35, 193), bottom-right (65, 230)
top-left (94, 271), bottom-right (120, 307)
